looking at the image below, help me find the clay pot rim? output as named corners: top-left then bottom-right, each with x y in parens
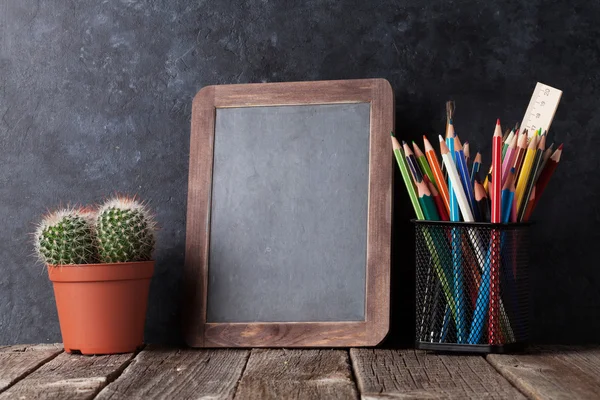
top-left (48, 260), bottom-right (154, 283)
top-left (47, 260), bottom-right (154, 268)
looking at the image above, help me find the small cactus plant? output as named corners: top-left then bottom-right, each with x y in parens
top-left (96, 197), bottom-right (156, 263)
top-left (35, 208), bottom-right (97, 265)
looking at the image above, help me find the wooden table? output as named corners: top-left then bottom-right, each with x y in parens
top-left (1, 345), bottom-right (599, 399)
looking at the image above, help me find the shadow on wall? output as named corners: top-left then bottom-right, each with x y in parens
top-left (382, 103), bottom-right (440, 348)
top-left (144, 243), bottom-right (186, 345)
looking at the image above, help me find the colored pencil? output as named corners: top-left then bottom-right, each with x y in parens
top-left (483, 166), bottom-right (492, 193)
top-left (417, 179), bottom-right (440, 221)
top-left (484, 126), bottom-right (513, 191)
top-left (471, 152), bottom-right (482, 186)
top-left (403, 141), bottom-right (424, 183)
top-left (531, 144), bottom-right (563, 212)
top-left (422, 122), bottom-right (458, 336)
top-left (413, 141), bottom-right (436, 184)
top-left (536, 143), bottom-right (555, 181)
top-left (425, 176), bottom-right (449, 221)
top-left (502, 131), bottom-right (514, 159)
top-left (443, 101), bottom-right (455, 180)
top-left (518, 134), bottom-right (546, 221)
top-left (491, 119), bottom-right (503, 224)
top-left (489, 119), bottom-right (503, 345)
top-left (424, 136), bottom-right (451, 214)
top-left (446, 123), bottom-right (460, 222)
top-left (439, 136), bottom-right (475, 222)
top-left (510, 182), bottom-right (519, 223)
top-left (515, 135), bottom-right (539, 214)
top-left (392, 134), bottom-right (424, 220)
top-left (454, 136), bottom-right (479, 222)
top-left (440, 134), bottom-right (471, 343)
top-left (501, 132), bottom-right (518, 186)
top-left (512, 129), bottom-right (529, 178)
top-left (523, 186), bottom-right (536, 222)
top-left (501, 168), bottom-right (516, 224)
top-left (474, 180), bottom-right (489, 223)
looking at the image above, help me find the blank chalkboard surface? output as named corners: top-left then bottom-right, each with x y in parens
top-left (183, 79), bottom-right (393, 347)
top-left (208, 103), bottom-right (370, 323)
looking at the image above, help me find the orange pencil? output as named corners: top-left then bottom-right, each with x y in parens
top-left (423, 135), bottom-right (451, 214)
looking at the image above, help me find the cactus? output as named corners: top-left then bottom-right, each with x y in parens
top-left (96, 197), bottom-right (156, 263)
top-left (35, 208), bottom-right (97, 265)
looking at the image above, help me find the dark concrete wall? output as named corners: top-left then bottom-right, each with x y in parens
top-left (1, 0), bottom-right (598, 345)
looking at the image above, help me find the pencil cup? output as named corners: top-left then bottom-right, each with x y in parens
top-left (413, 220), bottom-right (529, 353)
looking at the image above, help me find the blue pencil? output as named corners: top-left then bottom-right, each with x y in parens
top-left (445, 122), bottom-right (466, 343)
top-left (446, 123), bottom-right (460, 220)
top-left (471, 152), bottom-right (482, 187)
top-left (468, 244), bottom-right (492, 344)
top-left (454, 136), bottom-right (479, 222)
top-left (500, 168), bottom-right (516, 224)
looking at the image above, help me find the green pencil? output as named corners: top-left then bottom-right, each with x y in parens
top-left (416, 180), bottom-right (440, 221)
top-left (392, 133), bottom-right (424, 220)
top-left (412, 141), bottom-right (436, 184)
top-left (392, 134), bottom-right (457, 327)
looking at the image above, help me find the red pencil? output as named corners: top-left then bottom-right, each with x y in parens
top-left (531, 144), bottom-right (563, 212)
top-left (491, 120), bottom-right (503, 223)
top-left (523, 186), bottom-right (536, 222)
top-left (489, 119), bottom-right (503, 345)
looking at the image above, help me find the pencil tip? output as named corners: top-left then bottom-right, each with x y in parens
top-left (558, 143), bottom-right (564, 150)
top-left (496, 118), bottom-right (500, 125)
top-left (438, 135), bottom-right (444, 142)
top-left (390, 131), bottom-right (394, 137)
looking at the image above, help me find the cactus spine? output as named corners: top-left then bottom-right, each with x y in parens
top-left (96, 197), bottom-right (156, 263)
top-left (35, 208), bottom-right (97, 265)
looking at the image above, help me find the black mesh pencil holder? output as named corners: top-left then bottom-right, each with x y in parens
top-left (414, 220), bottom-right (529, 353)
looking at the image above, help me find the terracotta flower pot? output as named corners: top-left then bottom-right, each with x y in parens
top-left (48, 261), bottom-right (154, 355)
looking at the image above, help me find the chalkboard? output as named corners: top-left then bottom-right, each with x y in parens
top-left (183, 79), bottom-right (393, 347)
top-left (208, 103), bottom-right (370, 323)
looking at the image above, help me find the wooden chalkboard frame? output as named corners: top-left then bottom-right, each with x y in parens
top-left (183, 79), bottom-right (394, 347)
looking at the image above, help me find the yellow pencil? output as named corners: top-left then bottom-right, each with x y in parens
top-left (515, 135), bottom-right (539, 212)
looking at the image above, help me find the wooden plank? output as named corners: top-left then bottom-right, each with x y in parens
top-left (350, 348), bottom-right (525, 399)
top-left (487, 346), bottom-right (600, 399)
top-left (234, 349), bottom-right (357, 399)
top-left (0, 351), bottom-right (133, 399)
top-left (0, 344), bottom-right (62, 392)
top-left (96, 346), bottom-right (249, 399)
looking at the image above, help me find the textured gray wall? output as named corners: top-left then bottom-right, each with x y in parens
top-left (1, 0), bottom-right (599, 345)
